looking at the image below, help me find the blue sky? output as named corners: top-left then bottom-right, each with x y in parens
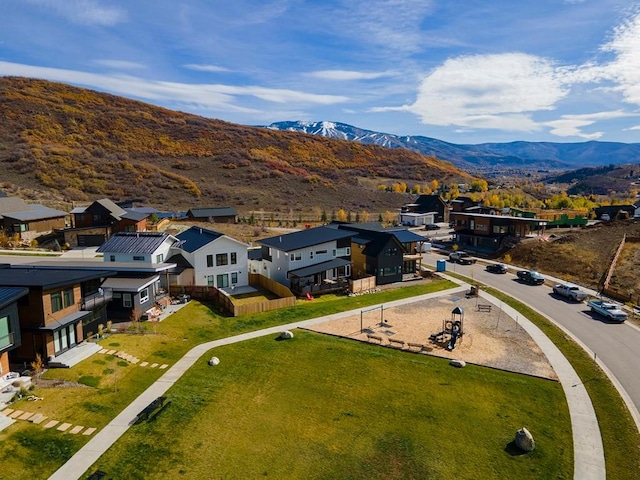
top-left (2, 0), bottom-right (640, 144)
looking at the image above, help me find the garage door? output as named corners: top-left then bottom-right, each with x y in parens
top-left (77, 234), bottom-right (105, 247)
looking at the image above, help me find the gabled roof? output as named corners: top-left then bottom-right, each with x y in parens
top-left (0, 286), bottom-right (29, 310)
top-left (96, 232), bottom-right (178, 254)
top-left (0, 267), bottom-right (114, 289)
top-left (335, 222), bottom-right (425, 245)
top-left (93, 198), bottom-right (127, 219)
top-left (259, 226), bottom-right (353, 252)
top-left (187, 207), bottom-right (238, 218)
top-left (175, 226), bottom-right (224, 253)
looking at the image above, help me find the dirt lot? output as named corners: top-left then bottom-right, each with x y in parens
top-left (304, 292), bottom-right (557, 380)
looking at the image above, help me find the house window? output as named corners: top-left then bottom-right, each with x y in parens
top-left (216, 253), bottom-right (228, 266)
top-left (207, 255), bottom-right (214, 267)
top-left (51, 292), bottom-right (63, 312)
top-left (207, 275), bottom-right (214, 287)
top-left (123, 293), bottom-right (132, 308)
top-left (217, 274), bottom-right (229, 288)
top-left (231, 252), bottom-right (237, 264)
top-left (310, 251), bottom-right (314, 259)
top-left (0, 315), bottom-right (12, 350)
top-left (231, 272), bottom-right (238, 284)
top-left (110, 255), bottom-right (116, 262)
top-left (291, 252), bottom-right (301, 261)
top-left (156, 254), bottom-right (164, 263)
top-left (140, 288), bottom-right (149, 304)
top-left (384, 247), bottom-right (398, 256)
top-left (133, 255), bottom-right (145, 261)
top-left (316, 250), bottom-right (327, 255)
top-left (63, 288), bottom-right (74, 308)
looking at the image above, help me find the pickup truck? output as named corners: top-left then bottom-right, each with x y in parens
top-left (449, 251), bottom-right (477, 265)
top-left (552, 283), bottom-right (589, 302)
top-left (587, 299), bottom-right (628, 322)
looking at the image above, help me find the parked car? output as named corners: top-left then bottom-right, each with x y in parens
top-left (516, 270), bottom-right (545, 285)
top-left (552, 283), bottom-right (589, 302)
top-left (587, 299), bottom-right (628, 322)
top-left (425, 223), bottom-right (441, 231)
top-left (485, 263), bottom-right (507, 274)
top-left (449, 251), bottom-right (477, 265)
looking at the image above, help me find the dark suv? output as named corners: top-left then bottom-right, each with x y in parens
top-left (425, 224), bottom-right (441, 231)
top-left (516, 270), bottom-right (544, 285)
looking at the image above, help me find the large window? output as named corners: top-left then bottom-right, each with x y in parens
top-left (51, 292), bottom-right (63, 312)
top-left (217, 274), bottom-right (229, 288)
top-left (140, 288), bottom-right (149, 304)
top-left (0, 316), bottom-right (12, 349)
top-left (216, 253), bottom-right (229, 266)
top-left (63, 288), bottom-right (74, 308)
top-left (207, 255), bottom-right (214, 267)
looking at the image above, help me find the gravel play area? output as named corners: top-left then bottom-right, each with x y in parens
top-left (304, 292), bottom-right (557, 380)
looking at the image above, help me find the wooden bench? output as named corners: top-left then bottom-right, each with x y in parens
top-left (133, 396), bottom-right (168, 424)
top-left (477, 304), bottom-right (492, 312)
top-left (388, 338), bottom-right (406, 349)
top-left (407, 342), bottom-right (426, 351)
top-left (367, 334), bottom-right (383, 343)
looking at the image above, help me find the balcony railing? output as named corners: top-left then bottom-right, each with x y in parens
top-left (81, 289), bottom-right (113, 310)
top-left (0, 332), bottom-right (15, 350)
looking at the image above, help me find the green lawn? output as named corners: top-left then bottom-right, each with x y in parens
top-left (91, 331), bottom-right (572, 480)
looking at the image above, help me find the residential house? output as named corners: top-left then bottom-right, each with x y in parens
top-left (253, 226), bottom-right (353, 295)
top-left (0, 196), bottom-right (67, 242)
top-left (186, 207), bottom-right (238, 223)
top-left (96, 232), bottom-right (179, 320)
top-left (0, 266), bottom-right (114, 365)
top-left (510, 207), bottom-right (588, 228)
top-left (65, 198), bottom-right (157, 247)
top-left (401, 195), bottom-right (449, 223)
top-left (171, 226), bottom-right (249, 290)
top-left (334, 223), bottom-right (428, 285)
top-left (0, 287), bottom-right (29, 376)
top-left (450, 212), bottom-right (547, 254)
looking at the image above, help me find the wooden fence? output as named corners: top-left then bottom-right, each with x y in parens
top-left (350, 276), bottom-right (376, 293)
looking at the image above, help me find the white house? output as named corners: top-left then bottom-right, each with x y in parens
top-left (171, 226), bottom-right (249, 289)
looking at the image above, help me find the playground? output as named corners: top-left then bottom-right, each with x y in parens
top-left (305, 292), bottom-right (557, 380)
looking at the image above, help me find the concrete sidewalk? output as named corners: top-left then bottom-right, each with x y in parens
top-left (49, 282), bottom-right (604, 480)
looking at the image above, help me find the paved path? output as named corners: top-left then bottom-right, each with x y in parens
top-left (49, 282), bottom-right (604, 480)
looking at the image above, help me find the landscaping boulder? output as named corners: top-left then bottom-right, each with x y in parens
top-left (279, 330), bottom-right (294, 340)
top-left (208, 357), bottom-right (220, 366)
top-left (515, 427), bottom-right (535, 452)
top-left (449, 359), bottom-right (466, 368)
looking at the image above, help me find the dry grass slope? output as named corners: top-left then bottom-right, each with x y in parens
top-left (0, 77), bottom-right (470, 213)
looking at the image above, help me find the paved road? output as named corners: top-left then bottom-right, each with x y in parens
top-left (423, 251), bottom-right (640, 428)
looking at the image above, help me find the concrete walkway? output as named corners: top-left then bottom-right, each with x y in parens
top-left (49, 282), bottom-right (604, 480)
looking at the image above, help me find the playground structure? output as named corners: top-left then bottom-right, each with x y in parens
top-left (429, 306), bottom-right (465, 351)
top-left (359, 304), bottom-right (385, 333)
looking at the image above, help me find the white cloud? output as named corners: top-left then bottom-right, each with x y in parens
top-left (545, 110), bottom-right (636, 139)
top-left (183, 64), bottom-right (231, 73)
top-left (0, 61), bottom-right (348, 113)
top-left (24, 0), bottom-right (126, 26)
top-left (404, 53), bottom-right (568, 132)
top-left (93, 60), bottom-right (145, 70)
top-left (599, 9), bottom-right (640, 105)
top-left (306, 70), bottom-right (393, 81)
top-left (628, 125), bottom-right (640, 131)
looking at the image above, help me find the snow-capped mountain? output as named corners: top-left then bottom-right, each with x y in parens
top-left (265, 121), bottom-right (640, 172)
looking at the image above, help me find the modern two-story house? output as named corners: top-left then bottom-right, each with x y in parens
top-left (252, 226), bottom-right (354, 296)
top-left (0, 266), bottom-right (114, 365)
top-left (171, 226), bottom-right (249, 290)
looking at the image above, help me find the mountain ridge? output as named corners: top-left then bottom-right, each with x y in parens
top-left (266, 121), bottom-right (640, 172)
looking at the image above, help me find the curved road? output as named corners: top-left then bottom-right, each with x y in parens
top-left (423, 251), bottom-right (640, 427)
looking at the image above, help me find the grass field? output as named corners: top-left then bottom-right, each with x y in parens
top-left (90, 331), bottom-right (572, 480)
